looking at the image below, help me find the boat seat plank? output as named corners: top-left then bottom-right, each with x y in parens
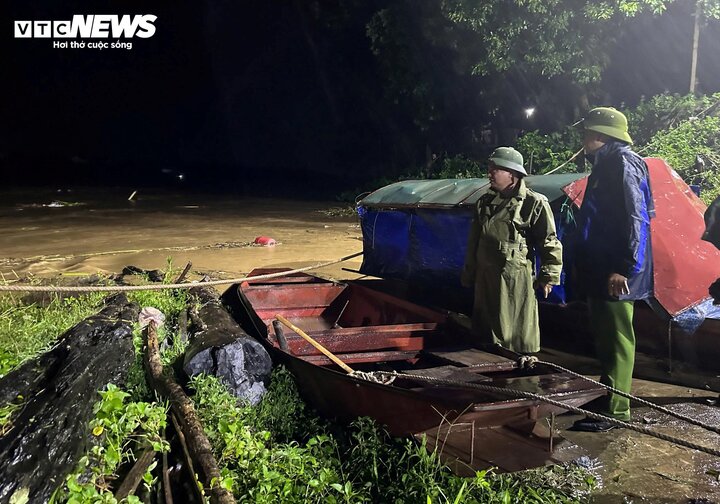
top-left (300, 350), bottom-right (420, 366)
top-left (281, 323), bottom-right (438, 356)
top-left (419, 423), bottom-right (585, 474)
top-left (402, 365), bottom-right (492, 383)
top-left (489, 373), bottom-right (605, 395)
top-left (422, 347), bottom-right (517, 371)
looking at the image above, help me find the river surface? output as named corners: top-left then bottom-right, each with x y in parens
top-left (0, 187), bottom-right (364, 281)
top-left (0, 187), bottom-right (718, 503)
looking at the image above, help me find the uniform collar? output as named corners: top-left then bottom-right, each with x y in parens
top-left (515, 178), bottom-right (527, 199)
top-left (586, 140), bottom-right (628, 165)
top-left (493, 178), bottom-right (526, 201)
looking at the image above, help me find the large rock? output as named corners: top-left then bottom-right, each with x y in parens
top-left (183, 287), bottom-right (272, 404)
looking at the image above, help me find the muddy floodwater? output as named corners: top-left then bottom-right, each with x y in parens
top-left (1, 187), bottom-right (719, 503)
top-left (0, 188), bottom-right (364, 281)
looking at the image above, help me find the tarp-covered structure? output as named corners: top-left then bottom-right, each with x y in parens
top-left (357, 159), bottom-right (720, 330)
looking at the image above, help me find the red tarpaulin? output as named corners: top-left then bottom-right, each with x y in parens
top-left (562, 158), bottom-right (720, 316)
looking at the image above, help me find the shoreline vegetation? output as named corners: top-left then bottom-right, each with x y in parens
top-left (339, 93), bottom-right (720, 207)
top-left (0, 265), bottom-right (597, 503)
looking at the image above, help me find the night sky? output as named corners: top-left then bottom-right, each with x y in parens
top-left (3, 1), bottom-right (720, 194)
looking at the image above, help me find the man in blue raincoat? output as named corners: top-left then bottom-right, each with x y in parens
top-left (571, 107), bottom-right (655, 432)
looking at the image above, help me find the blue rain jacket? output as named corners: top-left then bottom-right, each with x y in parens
top-left (574, 141), bottom-right (655, 300)
top-left (702, 195), bottom-right (720, 249)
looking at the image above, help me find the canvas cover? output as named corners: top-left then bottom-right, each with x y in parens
top-left (360, 174), bottom-right (586, 208)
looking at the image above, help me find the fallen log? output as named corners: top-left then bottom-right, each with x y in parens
top-left (0, 294), bottom-right (139, 504)
top-left (183, 286), bottom-right (272, 405)
top-left (144, 322), bottom-right (235, 504)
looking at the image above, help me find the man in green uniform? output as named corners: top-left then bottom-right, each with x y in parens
top-left (461, 147), bottom-right (563, 354)
top-left (571, 107), bottom-right (654, 432)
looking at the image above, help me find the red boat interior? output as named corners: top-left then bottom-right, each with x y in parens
top-left (241, 273), bottom-right (448, 363)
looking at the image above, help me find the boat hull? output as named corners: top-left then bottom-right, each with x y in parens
top-left (223, 269), bottom-right (606, 472)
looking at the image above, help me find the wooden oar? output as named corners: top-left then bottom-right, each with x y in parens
top-left (275, 314), bottom-right (355, 374)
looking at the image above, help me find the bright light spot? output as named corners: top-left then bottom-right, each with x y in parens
top-left (524, 107), bottom-right (536, 118)
top-left (178, 174), bottom-right (185, 181)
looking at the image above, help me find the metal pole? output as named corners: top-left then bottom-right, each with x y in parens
top-left (690, 1), bottom-right (701, 94)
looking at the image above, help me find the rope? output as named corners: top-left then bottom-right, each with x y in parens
top-left (370, 370), bottom-right (720, 458)
top-left (535, 359), bottom-right (720, 435)
top-left (350, 370), bottom-right (396, 385)
top-left (0, 252), bottom-right (363, 293)
top-left (543, 148), bottom-right (584, 175)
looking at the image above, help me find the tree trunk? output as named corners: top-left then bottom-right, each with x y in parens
top-left (0, 294), bottom-right (139, 504)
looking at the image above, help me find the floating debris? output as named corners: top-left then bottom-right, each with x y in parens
top-left (317, 206), bottom-right (356, 217)
top-left (253, 236), bottom-right (276, 246)
top-left (16, 201), bottom-right (86, 209)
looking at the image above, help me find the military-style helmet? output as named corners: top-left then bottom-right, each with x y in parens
top-left (488, 146), bottom-right (527, 176)
top-left (580, 107), bottom-right (633, 144)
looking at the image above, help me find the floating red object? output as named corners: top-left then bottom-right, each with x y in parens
top-left (254, 236), bottom-right (276, 246)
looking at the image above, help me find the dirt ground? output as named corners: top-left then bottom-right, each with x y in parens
top-left (1, 188), bottom-right (718, 503)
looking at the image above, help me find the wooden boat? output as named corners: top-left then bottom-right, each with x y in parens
top-left (223, 269), bottom-right (606, 474)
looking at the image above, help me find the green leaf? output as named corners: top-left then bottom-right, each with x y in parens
top-left (104, 445), bottom-right (120, 466)
top-left (9, 487), bottom-right (29, 504)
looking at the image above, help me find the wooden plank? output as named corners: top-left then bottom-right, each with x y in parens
top-left (283, 324), bottom-right (438, 356)
top-left (244, 283), bottom-right (345, 311)
top-left (300, 350), bottom-right (420, 366)
top-left (423, 347), bottom-right (517, 371)
top-left (490, 373), bottom-right (604, 395)
top-left (402, 365), bottom-right (492, 383)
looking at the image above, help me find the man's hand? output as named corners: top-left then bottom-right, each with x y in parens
top-left (607, 273), bottom-right (629, 297)
top-left (534, 280), bottom-right (553, 299)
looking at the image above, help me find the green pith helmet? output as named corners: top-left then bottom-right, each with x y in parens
top-left (488, 146), bottom-right (527, 176)
top-left (581, 107), bottom-right (633, 144)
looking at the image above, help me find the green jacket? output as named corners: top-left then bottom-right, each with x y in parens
top-left (461, 179), bottom-right (562, 353)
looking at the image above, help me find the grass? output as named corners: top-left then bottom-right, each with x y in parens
top-left (0, 291), bottom-right (107, 378)
top-left (50, 384), bottom-right (169, 504)
top-left (0, 266), bottom-right (189, 381)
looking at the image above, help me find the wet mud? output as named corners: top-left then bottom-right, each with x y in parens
top-left (560, 387), bottom-right (720, 503)
top-left (1, 188), bottom-right (719, 503)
